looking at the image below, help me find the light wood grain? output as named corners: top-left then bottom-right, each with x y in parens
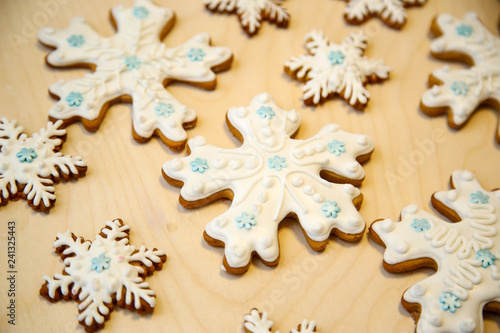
top-left (1, 0), bottom-right (499, 332)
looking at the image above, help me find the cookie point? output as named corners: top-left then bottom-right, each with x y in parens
top-left (431, 85), bottom-right (440, 96)
top-left (380, 219), bottom-right (395, 232)
top-left (404, 204), bottom-right (418, 215)
top-left (343, 184), bottom-right (355, 195)
top-left (213, 158), bottom-right (226, 169)
top-left (262, 177), bottom-right (275, 188)
top-left (326, 124), bottom-right (340, 133)
top-left (409, 283), bottom-right (427, 297)
top-left (459, 318), bottom-right (476, 333)
top-left (394, 240), bottom-right (409, 254)
top-left (168, 158), bottom-right (183, 171)
top-left (258, 191), bottom-right (269, 203)
top-left (347, 162), bottom-right (359, 173)
top-left (245, 157), bottom-right (259, 169)
top-left (447, 190), bottom-right (458, 202)
top-left (356, 135), bottom-right (368, 146)
top-left (258, 93), bottom-right (271, 103)
top-left (429, 312), bottom-right (443, 327)
top-left (260, 236), bottom-right (273, 249)
top-left (215, 217), bottom-right (227, 228)
top-left (460, 170), bottom-right (474, 181)
top-left (236, 106), bottom-right (248, 118)
top-left (193, 136), bottom-right (207, 147)
top-left (192, 181), bottom-right (205, 193)
top-left (440, 13), bottom-right (453, 24)
top-left (348, 217), bottom-right (362, 228)
top-left (229, 159), bottom-right (242, 170)
top-left (464, 12), bottom-right (478, 20)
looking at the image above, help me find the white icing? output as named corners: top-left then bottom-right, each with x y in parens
top-left (343, 0), bottom-right (427, 27)
top-left (372, 170), bottom-right (500, 333)
top-left (0, 118), bottom-right (86, 209)
top-left (42, 219), bottom-right (165, 328)
top-left (204, 0), bottom-right (289, 35)
top-left (422, 13), bottom-right (500, 140)
top-left (244, 308), bottom-right (318, 333)
top-left (163, 93), bottom-right (374, 270)
top-left (285, 30), bottom-right (391, 106)
top-left (39, 0), bottom-right (232, 146)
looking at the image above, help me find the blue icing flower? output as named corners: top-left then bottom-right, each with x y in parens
top-left (91, 254), bottom-right (111, 273)
top-left (133, 6), bottom-right (149, 19)
top-left (155, 103), bottom-right (175, 117)
top-left (67, 34), bottom-right (85, 48)
top-left (456, 24), bottom-right (473, 37)
top-left (257, 106), bottom-right (275, 119)
top-left (327, 140), bottom-right (346, 156)
top-left (328, 50), bottom-right (345, 65)
top-left (125, 55), bottom-right (142, 70)
top-left (235, 212), bottom-right (256, 230)
top-left (187, 48), bottom-right (206, 62)
top-left (66, 91), bottom-right (84, 107)
top-left (16, 148), bottom-right (38, 163)
top-left (450, 81), bottom-right (469, 96)
top-left (321, 201), bottom-right (340, 218)
top-left (439, 292), bottom-right (461, 313)
top-left (470, 191), bottom-right (489, 204)
top-left (476, 250), bottom-right (497, 268)
top-left (190, 158), bottom-right (209, 173)
top-left (411, 218), bottom-right (431, 232)
top-left (268, 155), bottom-right (287, 171)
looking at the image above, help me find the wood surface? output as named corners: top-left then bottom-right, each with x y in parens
top-left (0, 0), bottom-right (499, 332)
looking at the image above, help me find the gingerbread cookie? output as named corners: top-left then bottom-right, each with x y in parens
top-left (38, 0), bottom-right (233, 151)
top-left (244, 308), bottom-right (318, 333)
top-left (204, 0), bottom-right (289, 37)
top-left (370, 170), bottom-right (500, 332)
top-left (163, 93), bottom-right (374, 274)
top-left (285, 30), bottom-right (391, 108)
top-left (0, 118), bottom-right (86, 212)
top-left (420, 12), bottom-right (500, 144)
top-left (342, 0), bottom-right (427, 29)
top-left (40, 219), bottom-right (166, 332)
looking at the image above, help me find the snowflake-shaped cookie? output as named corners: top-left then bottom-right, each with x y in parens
top-left (40, 219), bottom-right (166, 332)
top-left (0, 118), bottom-right (86, 212)
top-left (342, 0), bottom-right (427, 29)
top-left (285, 30), bottom-right (391, 109)
top-left (244, 308), bottom-right (318, 333)
top-left (420, 12), bottom-right (500, 144)
top-left (163, 93), bottom-right (374, 274)
top-left (370, 170), bottom-right (500, 332)
top-left (204, 0), bottom-right (289, 36)
top-left (38, 0), bottom-right (233, 150)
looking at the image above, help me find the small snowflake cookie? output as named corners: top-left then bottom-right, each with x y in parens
top-left (342, 0), bottom-right (427, 29)
top-left (244, 308), bottom-right (318, 333)
top-left (370, 170), bottom-right (500, 332)
top-left (420, 12), bottom-right (500, 144)
top-left (38, 0), bottom-right (233, 151)
top-left (204, 0), bottom-right (289, 37)
top-left (285, 30), bottom-right (391, 109)
top-left (0, 118), bottom-right (86, 212)
top-left (162, 93), bottom-right (374, 274)
top-left (40, 219), bottom-right (166, 332)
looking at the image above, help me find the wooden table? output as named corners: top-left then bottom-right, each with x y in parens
top-left (1, 0), bottom-right (499, 332)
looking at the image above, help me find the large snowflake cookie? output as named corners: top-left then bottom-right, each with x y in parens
top-left (163, 93), bottom-right (374, 274)
top-left (342, 0), bottom-right (427, 29)
top-left (285, 30), bottom-right (391, 109)
top-left (420, 12), bottom-right (500, 144)
top-left (40, 219), bottom-right (166, 332)
top-left (38, 0), bottom-right (233, 151)
top-left (244, 308), bottom-right (318, 333)
top-left (370, 170), bottom-right (500, 332)
top-left (204, 0), bottom-right (289, 37)
top-left (0, 118), bottom-right (86, 212)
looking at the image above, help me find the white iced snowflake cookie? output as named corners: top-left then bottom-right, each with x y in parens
top-left (244, 309), bottom-right (318, 333)
top-left (420, 12), bottom-right (500, 144)
top-left (342, 0), bottom-right (427, 29)
top-left (0, 118), bottom-right (86, 212)
top-left (285, 30), bottom-right (391, 109)
top-left (40, 219), bottom-right (166, 332)
top-left (370, 170), bottom-right (500, 333)
top-left (38, 0), bottom-right (233, 151)
top-left (163, 93), bottom-right (374, 274)
top-left (204, 0), bottom-right (289, 36)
